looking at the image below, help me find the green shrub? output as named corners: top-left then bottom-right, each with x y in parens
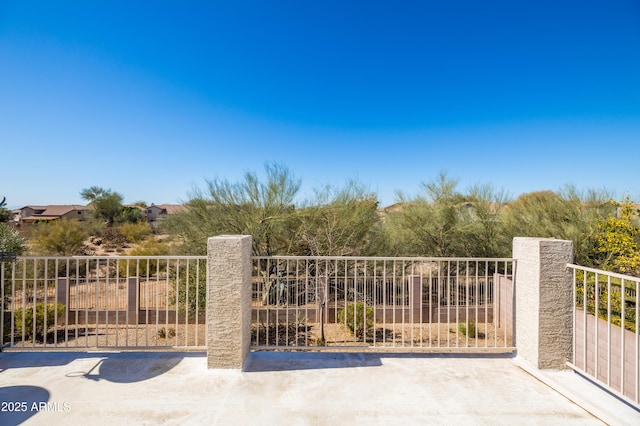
top-left (118, 239), bottom-right (171, 277)
top-left (119, 221), bottom-right (152, 243)
top-left (338, 302), bottom-right (374, 338)
top-left (158, 327), bottom-right (176, 339)
top-left (14, 303), bottom-right (65, 341)
top-left (458, 320), bottom-right (476, 337)
top-left (30, 220), bottom-right (88, 255)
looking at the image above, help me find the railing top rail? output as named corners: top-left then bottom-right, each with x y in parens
top-left (13, 255), bottom-right (208, 261)
top-left (251, 255), bottom-right (515, 262)
top-left (567, 263), bottom-right (640, 283)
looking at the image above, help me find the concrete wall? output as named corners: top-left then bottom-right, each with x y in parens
top-left (495, 274), bottom-right (514, 342)
top-left (513, 237), bottom-right (574, 369)
top-left (575, 309), bottom-right (638, 400)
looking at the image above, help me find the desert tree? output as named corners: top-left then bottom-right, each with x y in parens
top-left (163, 163), bottom-right (301, 255)
top-left (295, 180), bottom-right (381, 256)
top-left (81, 186), bottom-right (125, 226)
top-left (502, 186), bottom-right (613, 266)
top-left (384, 173), bottom-right (471, 257)
top-left (80, 186), bottom-right (144, 226)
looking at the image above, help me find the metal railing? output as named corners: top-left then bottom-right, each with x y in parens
top-left (1, 256), bottom-right (207, 351)
top-left (568, 264), bottom-right (640, 406)
top-left (251, 256), bottom-right (515, 351)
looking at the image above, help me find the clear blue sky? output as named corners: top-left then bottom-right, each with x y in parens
top-left (1, 1), bottom-right (639, 208)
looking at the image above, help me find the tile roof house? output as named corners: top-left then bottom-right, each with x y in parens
top-left (17, 205), bottom-right (93, 225)
top-left (145, 204), bottom-right (187, 228)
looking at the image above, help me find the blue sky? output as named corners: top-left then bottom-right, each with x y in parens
top-left (1, 1), bottom-right (639, 208)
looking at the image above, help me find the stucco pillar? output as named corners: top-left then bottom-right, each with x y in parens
top-left (207, 235), bottom-right (252, 369)
top-left (513, 237), bottom-right (574, 369)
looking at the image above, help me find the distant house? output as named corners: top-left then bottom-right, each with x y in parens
top-left (146, 204), bottom-right (187, 228)
top-left (17, 205), bottom-right (93, 226)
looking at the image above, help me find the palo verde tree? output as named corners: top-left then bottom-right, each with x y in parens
top-left (163, 163), bottom-right (301, 255)
top-left (382, 173), bottom-right (507, 257)
top-left (30, 219), bottom-right (88, 255)
top-left (501, 186), bottom-right (613, 266)
top-left (294, 181), bottom-right (381, 256)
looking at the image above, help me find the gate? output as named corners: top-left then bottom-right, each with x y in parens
top-left (251, 256), bottom-right (516, 352)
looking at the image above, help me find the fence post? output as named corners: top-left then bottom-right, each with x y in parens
top-left (56, 278), bottom-right (68, 306)
top-left (127, 278), bottom-right (139, 325)
top-left (513, 237), bottom-right (574, 369)
top-left (207, 235), bottom-right (252, 369)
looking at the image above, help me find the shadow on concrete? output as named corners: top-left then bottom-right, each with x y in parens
top-left (244, 351), bottom-right (515, 372)
top-left (0, 385), bottom-right (50, 426)
top-left (244, 351), bottom-right (383, 371)
top-left (0, 351), bottom-right (204, 383)
top-left (0, 352), bottom-right (88, 372)
top-left (67, 352), bottom-right (204, 383)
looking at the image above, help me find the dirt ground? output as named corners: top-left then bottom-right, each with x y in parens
top-left (4, 319), bottom-right (511, 351)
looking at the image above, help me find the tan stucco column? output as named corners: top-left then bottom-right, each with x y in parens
top-left (513, 237), bottom-right (574, 369)
top-left (207, 235), bottom-right (252, 369)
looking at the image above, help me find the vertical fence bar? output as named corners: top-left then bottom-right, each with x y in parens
top-left (620, 278), bottom-right (626, 396)
top-left (437, 261), bottom-right (441, 347)
top-left (165, 259), bottom-right (170, 347)
top-left (195, 258), bottom-right (200, 347)
top-left (419, 261), bottom-right (424, 348)
top-left (428, 261), bottom-right (432, 348)
top-left (11, 261), bottom-right (16, 348)
top-left (43, 259), bottom-right (48, 348)
top-left (364, 259), bottom-right (368, 346)
top-left (607, 274), bottom-right (612, 387)
top-left (94, 259), bottom-right (99, 348)
top-left (447, 260), bottom-right (452, 348)
top-left (465, 260), bottom-right (469, 347)
top-left (455, 260), bottom-right (459, 348)
top-left (298, 259), bottom-right (303, 347)
top-left (475, 261), bottom-right (480, 348)
top-left (20, 259), bottom-right (25, 346)
top-left (571, 268), bottom-right (580, 365)
top-left (636, 280), bottom-right (639, 404)
top-left (502, 261), bottom-right (509, 348)
top-left (484, 261), bottom-right (489, 349)
top-left (382, 260), bottom-right (387, 346)
top-left (284, 259), bottom-right (289, 347)
top-left (492, 261), bottom-right (496, 348)
top-left (184, 259), bottom-right (189, 347)
top-left (143, 258), bottom-right (149, 347)
top-left (582, 269), bottom-right (588, 372)
top-left (72, 259), bottom-right (77, 348)
top-left (595, 272), bottom-right (599, 381)
top-left (174, 259), bottom-right (179, 347)
top-left (116, 258), bottom-right (121, 348)
top-left (1, 262), bottom-right (4, 349)
top-left (400, 260), bottom-right (405, 347)
top-left (30, 259), bottom-right (36, 348)
top-left (105, 258), bottom-right (110, 348)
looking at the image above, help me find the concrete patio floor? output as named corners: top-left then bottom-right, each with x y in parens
top-left (0, 351), bottom-right (638, 425)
